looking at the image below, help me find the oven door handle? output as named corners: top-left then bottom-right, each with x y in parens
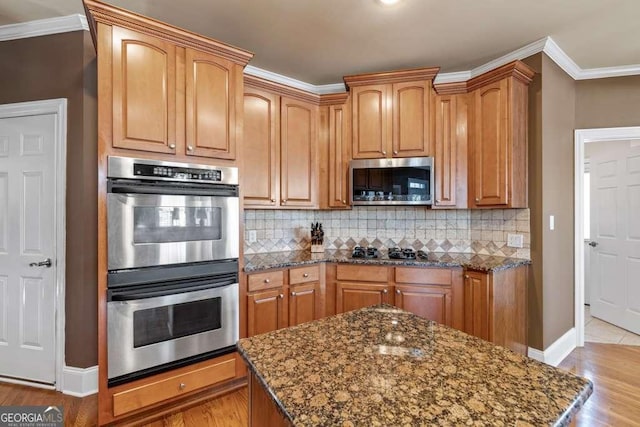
top-left (110, 279), bottom-right (237, 301)
top-left (108, 180), bottom-right (238, 197)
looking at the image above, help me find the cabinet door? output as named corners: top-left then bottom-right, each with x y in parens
top-left (327, 103), bottom-right (350, 208)
top-left (244, 88), bottom-right (279, 207)
top-left (111, 26), bottom-right (176, 154)
top-left (247, 289), bottom-right (287, 337)
top-left (472, 79), bottom-right (509, 206)
top-left (351, 85), bottom-right (390, 159)
top-left (392, 81), bottom-right (431, 157)
top-left (463, 271), bottom-right (491, 341)
top-left (336, 282), bottom-right (392, 313)
top-left (395, 285), bottom-right (452, 326)
top-left (280, 97), bottom-right (318, 207)
top-left (434, 94), bottom-right (460, 207)
top-left (289, 282), bottom-right (321, 326)
top-left (185, 49), bottom-right (237, 159)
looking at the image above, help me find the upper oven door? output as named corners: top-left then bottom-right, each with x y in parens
top-left (107, 191), bottom-right (239, 271)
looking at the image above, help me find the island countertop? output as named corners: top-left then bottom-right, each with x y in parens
top-left (237, 305), bottom-right (592, 427)
top-left (243, 249), bottom-right (530, 273)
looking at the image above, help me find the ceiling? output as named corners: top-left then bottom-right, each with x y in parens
top-left (1, 0), bottom-right (639, 85)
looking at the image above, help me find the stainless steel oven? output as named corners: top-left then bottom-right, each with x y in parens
top-left (107, 156), bottom-right (239, 271)
top-left (107, 263), bottom-right (239, 385)
top-left (105, 156), bottom-right (241, 386)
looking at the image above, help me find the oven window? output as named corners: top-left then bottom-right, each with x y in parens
top-left (133, 206), bottom-right (222, 243)
top-left (133, 297), bottom-right (222, 348)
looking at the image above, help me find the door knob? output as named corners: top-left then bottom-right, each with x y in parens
top-left (29, 258), bottom-right (52, 268)
top-left (588, 241), bottom-right (599, 247)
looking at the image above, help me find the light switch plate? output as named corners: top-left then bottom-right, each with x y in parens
top-left (248, 230), bottom-right (257, 243)
top-left (507, 233), bottom-right (524, 248)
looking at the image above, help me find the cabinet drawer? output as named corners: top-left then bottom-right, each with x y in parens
top-left (395, 267), bottom-right (452, 285)
top-left (336, 265), bottom-right (388, 282)
top-left (248, 270), bottom-right (285, 292)
top-left (112, 358), bottom-right (236, 417)
top-left (289, 265), bottom-right (320, 285)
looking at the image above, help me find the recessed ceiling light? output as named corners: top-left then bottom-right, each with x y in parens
top-left (379, 0), bottom-right (401, 5)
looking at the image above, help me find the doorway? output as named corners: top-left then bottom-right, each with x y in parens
top-left (575, 127), bottom-right (640, 347)
top-left (0, 99), bottom-right (67, 389)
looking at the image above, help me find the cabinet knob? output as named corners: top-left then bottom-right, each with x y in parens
top-left (279, 294), bottom-right (284, 299)
top-left (282, 199), bottom-right (287, 204)
top-left (475, 198), bottom-right (480, 202)
top-left (381, 151), bottom-right (387, 155)
top-left (169, 143), bottom-right (176, 149)
top-left (383, 289), bottom-right (388, 294)
top-left (303, 273), bottom-right (309, 278)
top-left (187, 145), bottom-right (194, 152)
top-left (271, 198), bottom-right (276, 203)
top-left (396, 289), bottom-right (401, 295)
top-left (393, 150), bottom-right (398, 155)
top-left (464, 275), bottom-right (469, 279)
top-left (179, 383), bottom-right (186, 390)
top-left (264, 278), bottom-right (270, 283)
top-left (436, 199), bottom-right (441, 203)
top-left (291, 291), bottom-right (297, 297)
top-left (342, 200), bottom-right (346, 204)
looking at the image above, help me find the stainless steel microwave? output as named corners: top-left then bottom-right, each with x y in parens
top-left (349, 157), bottom-right (434, 206)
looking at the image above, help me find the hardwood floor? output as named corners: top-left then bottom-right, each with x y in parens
top-left (559, 342), bottom-right (640, 426)
top-left (2, 343), bottom-right (638, 426)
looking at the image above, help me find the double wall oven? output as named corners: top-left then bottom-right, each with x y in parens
top-left (106, 156), bottom-right (239, 386)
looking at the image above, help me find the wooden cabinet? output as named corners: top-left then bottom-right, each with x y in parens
top-left (463, 265), bottom-right (528, 354)
top-left (106, 24), bottom-right (248, 161)
top-left (243, 76), bottom-right (319, 209)
top-left (467, 61), bottom-right (534, 208)
top-left (319, 94), bottom-right (351, 209)
top-left (246, 265), bottom-right (323, 336)
top-left (432, 88), bottom-right (468, 209)
top-left (344, 68), bottom-right (438, 159)
top-left (336, 282), bottom-right (393, 313)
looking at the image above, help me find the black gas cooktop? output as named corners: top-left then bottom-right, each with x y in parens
top-left (351, 246), bottom-right (430, 260)
top-left (351, 246), bottom-right (379, 259)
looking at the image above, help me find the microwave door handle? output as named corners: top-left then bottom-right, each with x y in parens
top-left (110, 279), bottom-right (237, 301)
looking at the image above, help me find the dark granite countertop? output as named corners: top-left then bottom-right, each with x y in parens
top-left (237, 305), bottom-right (592, 427)
top-left (244, 249), bottom-right (531, 273)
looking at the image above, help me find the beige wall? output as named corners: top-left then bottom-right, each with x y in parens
top-left (540, 55), bottom-right (576, 349)
top-left (0, 32), bottom-right (98, 368)
top-left (576, 75), bottom-right (640, 129)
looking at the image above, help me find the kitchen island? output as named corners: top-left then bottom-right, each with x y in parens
top-left (237, 305), bottom-right (592, 426)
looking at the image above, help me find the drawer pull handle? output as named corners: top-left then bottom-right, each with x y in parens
top-left (303, 273), bottom-right (309, 278)
top-left (179, 383), bottom-right (186, 390)
top-left (264, 278), bottom-right (270, 283)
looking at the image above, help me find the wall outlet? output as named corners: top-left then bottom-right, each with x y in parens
top-left (248, 230), bottom-right (257, 243)
top-left (507, 233), bottom-right (524, 248)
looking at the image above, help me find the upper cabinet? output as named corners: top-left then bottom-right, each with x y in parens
top-left (85, 0), bottom-right (252, 163)
top-left (344, 68), bottom-right (439, 159)
top-left (432, 83), bottom-right (469, 209)
top-left (243, 76), bottom-right (319, 209)
top-left (319, 93), bottom-right (351, 209)
top-left (467, 61), bottom-right (534, 208)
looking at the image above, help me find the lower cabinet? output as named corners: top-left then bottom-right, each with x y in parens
top-left (246, 265), bottom-right (323, 337)
top-left (394, 284), bottom-right (451, 325)
top-left (336, 282), bottom-right (393, 313)
top-left (463, 266), bottom-right (528, 354)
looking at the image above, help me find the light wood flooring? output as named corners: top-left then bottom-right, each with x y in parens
top-left (2, 342), bottom-right (639, 426)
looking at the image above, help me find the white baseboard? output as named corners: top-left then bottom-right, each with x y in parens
top-left (527, 328), bottom-right (576, 367)
top-left (62, 365), bottom-right (98, 397)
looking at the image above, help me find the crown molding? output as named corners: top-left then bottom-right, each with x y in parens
top-left (244, 65), bottom-right (346, 95)
top-left (0, 14), bottom-right (88, 41)
top-left (541, 37), bottom-right (581, 79)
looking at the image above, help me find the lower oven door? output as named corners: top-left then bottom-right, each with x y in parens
top-left (107, 282), bottom-right (238, 383)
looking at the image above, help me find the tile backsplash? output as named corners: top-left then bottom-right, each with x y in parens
top-left (243, 208), bottom-right (530, 259)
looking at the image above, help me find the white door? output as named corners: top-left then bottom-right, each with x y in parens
top-left (0, 112), bottom-right (58, 384)
top-left (590, 139), bottom-right (640, 335)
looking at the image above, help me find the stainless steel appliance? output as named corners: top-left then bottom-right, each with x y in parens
top-left (107, 156), bottom-right (239, 271)
top-left (106, 156), bottom-right (240, 386)
top-left (350, 157), bottom-right (434, 206)
top-left (107, 264), bottom-right (239, 384)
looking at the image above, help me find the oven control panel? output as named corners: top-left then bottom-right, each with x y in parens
top-left (133, 163), bottom-right (222, 182)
